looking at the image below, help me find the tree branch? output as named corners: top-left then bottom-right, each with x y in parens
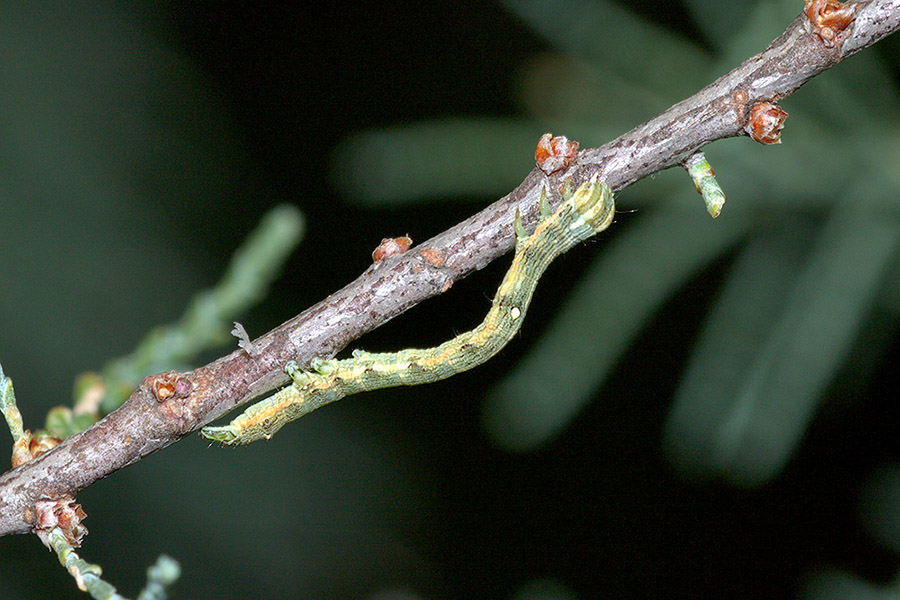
top-left (1, 0), bottom-right (898, 538)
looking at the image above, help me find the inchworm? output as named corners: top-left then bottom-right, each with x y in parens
top-left (201, 175), bottom-right (614, 445)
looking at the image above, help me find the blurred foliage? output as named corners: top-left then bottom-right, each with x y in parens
top-left (96, 204), bottom-right (304, 414)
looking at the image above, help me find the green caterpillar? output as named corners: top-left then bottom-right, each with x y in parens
top-left (201, 176), bottom-right (614, 445)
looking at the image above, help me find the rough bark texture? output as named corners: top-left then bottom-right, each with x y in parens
top-left (1, 0), bottom-right (898, 538)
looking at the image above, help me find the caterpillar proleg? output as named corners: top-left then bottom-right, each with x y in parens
top-left (201, 176), bottom-right (614, 445)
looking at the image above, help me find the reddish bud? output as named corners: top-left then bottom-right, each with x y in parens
top-left (372, 236), bottom-right (412, 262)
top-left (33, 496), bottom-right (88, 548)
top-left (151, 372), bottom-right (192, 402)
top-left (745, 102), bottom-right (788, 145)
top-left (9, 430), bottom-right (61, 467)
top-left (28, 435), bottom-right (61, 458)
top-left (804, 0), bottom-right (855, 47)
top-left (535, 133), bottom-right (579, 175)
top-left (11, 435), bottom-right (32, 468)
top-left (174, 377), bottom-right (192, 397)
top-left (154, 380), bottom-right (175, 401)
